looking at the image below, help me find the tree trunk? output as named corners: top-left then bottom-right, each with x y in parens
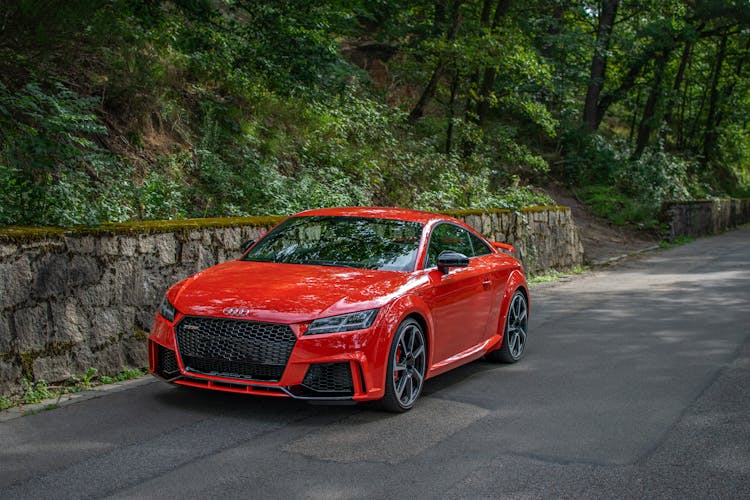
top-left (445, 72), bottom-right (460, 154)
top-left (463, 0), bottom-right (495, 122)
top-left (409, 0), bottom-right (463, 123)
top-left (582, 0), bottom-right (620, 130)
top-left (634, 50), bottom-right (671, 158)
top-left (628, 87), bottom-right (642, 144)
top-left (662, 41), bottom-right (692, 146)
top-left (702, 34), bottom-right (728, 165)
top-left (475, 0), bottom-right (511, 125)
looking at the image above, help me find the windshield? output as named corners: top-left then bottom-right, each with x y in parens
top-left (242, 216), bottom-right (423, 271)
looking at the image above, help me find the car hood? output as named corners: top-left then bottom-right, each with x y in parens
top-left (170, 260), bottom-right (425, 323)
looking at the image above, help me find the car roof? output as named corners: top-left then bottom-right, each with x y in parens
top-left (293, 206), bottom-right (455, 225)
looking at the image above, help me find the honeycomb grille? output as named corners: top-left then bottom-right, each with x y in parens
top-left (302, 363), bottom-right (353, 394)
top-left (157, 345), bottom-right (179, 377)
top-left (175, 316), bottom-right (296, 382)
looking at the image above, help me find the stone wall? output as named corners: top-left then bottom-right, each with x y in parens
top-left (0, 207), bottom-right (582, 395)
top-left (661, 199), bottom-right (750, 240)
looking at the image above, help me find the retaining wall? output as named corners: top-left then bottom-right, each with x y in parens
top-left (0, 207), bottom-right (582, 395)
top-left (661, 199), bottom-right (750, 240)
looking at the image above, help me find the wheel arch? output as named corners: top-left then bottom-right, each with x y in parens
top-left (382, 295), bottom-right (434, 379)
top-left (497, 268), bottom-right (530, 336)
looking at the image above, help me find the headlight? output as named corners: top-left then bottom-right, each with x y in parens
top-left (306, 309), bottom-right (379, 335)
top-left (159, 296), bottom-right (177, 322)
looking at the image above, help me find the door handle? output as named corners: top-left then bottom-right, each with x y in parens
top-left (482, 279), bottom-right (492, 289)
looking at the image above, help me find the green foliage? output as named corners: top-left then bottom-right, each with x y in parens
top-left (0, 0), bottom-right (747, 226)
top-left (528, 265), bottom-right (589, 284)
top-left (577, 185), bottom-right (659, 229)
top-left (99, 368), bottom-right (147, 384)
top-left (0, 396), bottom-right (13, 411)
top-left (0, 82), bottom-right (132, 225)
top-left (70, 368), bottom-right (98, 392)
top-left (561, 127), bottom-right (692, 228)
top-left (21, 378), bottom-right (56, 405)
top-left (660, 235), bottom-right (695, 248)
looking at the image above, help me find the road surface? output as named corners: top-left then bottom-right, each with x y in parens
top-left (2, 227), bottom-right (749, 498)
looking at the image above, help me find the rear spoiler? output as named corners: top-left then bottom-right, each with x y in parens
top-left (492, 242), bottom-right (515, 253)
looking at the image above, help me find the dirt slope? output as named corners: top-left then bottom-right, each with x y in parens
top-left (544, 185), bottom-right (659, 265)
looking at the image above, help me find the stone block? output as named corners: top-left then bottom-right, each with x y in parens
top-left (67, 255), bottom-right (101, 289)
top-left (180, 239), bottom-right (199, 264)
top-left (64, 235), bottom-right (95, 254)
top-left (14, 303), bottom-right (51, 351)
top-left (33, 353), bottom-right (74, 384)
top-left (78, 282), bottom-right (115, 307)
top-left (51, 300), bottom-right (88, 345)
top-left (0, 360), bottom-right (22, 395)
top-left (81, 343), bottom-right (127, 376)
top-left (0, 314), bottom-right (13, 354)
top-left (89, 307), bottom-right (135, 348)
top-left (122, 334), bottom-right (149, 367)
top-left (31, 252), bottom-right (67, 300)
top-left (0, 243), bottom-right (17, 259)
top-left (120, 237), bottom-right (137, 257)
top-left (138, 235), bottom-right (156, 254)
top-left (201, 230), bottom-right (211, 245)
top-left (199, 246), bottom-right (217, 271)
top-left (216, 227), bottom-right (242, 251)
top-left (1, 255), bottom-right (33, 307)
top-left (155, 234), bottom-right (177, 265)
top-left (99, 236), bottom-right (120, 256)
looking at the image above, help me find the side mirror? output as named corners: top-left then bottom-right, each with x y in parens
top-left (241, 239), bottom-right (255, 253)
top-left (437, 251), bottom-right (469, 274)
top-left (492, 241), bottom-right (515, 253)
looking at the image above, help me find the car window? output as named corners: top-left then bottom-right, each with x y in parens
top-left (242, 216), bottom-right (423, 271)
top-left (470, 232), bottom-right (492, 257)
top-left (425, 223), bottom-right (474, 268)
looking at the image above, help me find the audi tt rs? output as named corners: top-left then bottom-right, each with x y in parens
top-left (148, 207), bottom-right (529, 411)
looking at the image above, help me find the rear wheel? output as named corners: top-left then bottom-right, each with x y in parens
top-left (486, 290), bottom-right (528, 363)
top-left (379, 318), bottom-right (427, 412)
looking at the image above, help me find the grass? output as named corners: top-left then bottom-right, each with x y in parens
top-left (1, 367), bottom-right (148, 413)
top-left (659, 235), bottom-right (695, 249)
top-left (99, 368), bottom-right (147, 385)
top-left (528, 265), bottom-right (589, 284)
top-left (575, 185), bottom-right (658, 229)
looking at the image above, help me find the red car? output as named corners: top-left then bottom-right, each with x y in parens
top-left (149, 207), bottom-right (529, 411)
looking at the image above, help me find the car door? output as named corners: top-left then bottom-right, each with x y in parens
top-left (421, 223), bottom-right (495, 364)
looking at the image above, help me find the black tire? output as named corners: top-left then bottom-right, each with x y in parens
top-left (486, 290), bottom-right (528, 363)
top-left (378, 318), bottom-right (427, 412)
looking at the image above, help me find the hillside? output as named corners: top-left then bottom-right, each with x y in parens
top-left (1, 1), bottom-right (748, 228)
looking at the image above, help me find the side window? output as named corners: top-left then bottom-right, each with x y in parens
top-left (469, 232), bottom-right (491, 257)
top-left (425, 224), bottom-right (474, 268)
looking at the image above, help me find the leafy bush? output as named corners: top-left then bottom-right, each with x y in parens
top-left (561, 128), bottom-right (692, 228)
top-left (0, 82), bottom-right (132, 225)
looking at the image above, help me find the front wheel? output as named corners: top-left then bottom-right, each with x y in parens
top-left (379, 318), bottom-right (427, 412)
top-left (486, 290), bottom-right (528, 363)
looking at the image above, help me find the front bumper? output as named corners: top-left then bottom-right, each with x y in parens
top-left (148, 313), bottom-right (391, 401)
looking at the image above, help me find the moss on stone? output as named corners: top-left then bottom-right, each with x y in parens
top-left (0, 215), bottom-right (288, 243)
top-left (19, 353), bottom-right (35, 379)
top-left (133, 326), bottom-right (149, 341)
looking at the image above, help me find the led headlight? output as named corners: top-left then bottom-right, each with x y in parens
top-left (159, 296), bottom-right (177, 322)
top-left (306, 309), bottom-right (379, 335)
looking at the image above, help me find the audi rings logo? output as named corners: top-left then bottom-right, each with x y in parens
top-left (222, 307), bottom-right (252, 317)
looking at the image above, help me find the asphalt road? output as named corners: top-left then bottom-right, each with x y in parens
top-left (2, 228), bottom-right (749, 499)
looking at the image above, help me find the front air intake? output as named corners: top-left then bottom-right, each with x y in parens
top-left (301, 362), bottom-right (354, 396)
top-left (175, 316), bottom-right (296, 382)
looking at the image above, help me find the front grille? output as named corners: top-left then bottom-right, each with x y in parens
top-left (175, 316), bottom-right (296, 382)
top-left (301, 363), bottom-right (353, 395)
top-left (156, 345), bottom-right (180, 378)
